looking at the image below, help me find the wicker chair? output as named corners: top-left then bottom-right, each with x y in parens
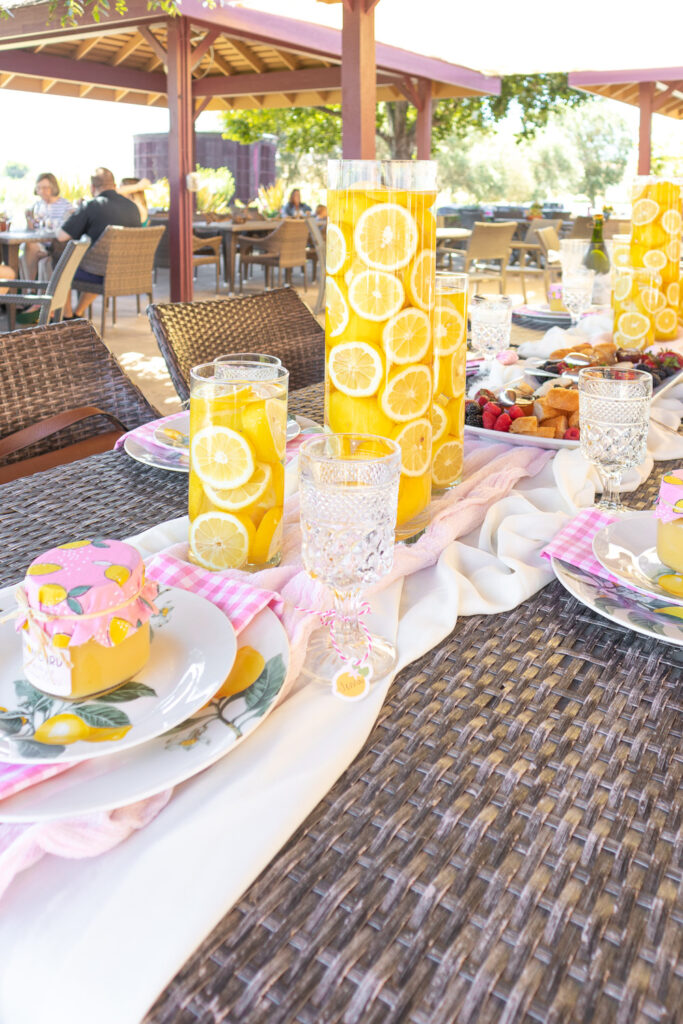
top-left (75, 225), bottom-right (164, 338)
top-left (508, 225), bottom-right (562, 303)
top-left (148, 288), bottom-right (325, 401)
top-left (305, 216), bottom-right (326, 316)
top-left (238, 220), bottom-right (310, 292)
top-left (0, 319), bottom-right (156, 482)
top-left (192, 234), bottom-right (222, 291)
top-left (451, 221), bottom-right (518, 294)
top-left (0, 239), bottom-right (89, 328)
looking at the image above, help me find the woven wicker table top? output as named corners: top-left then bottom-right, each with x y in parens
top-left (0, 382), bottom-right (681, 1024)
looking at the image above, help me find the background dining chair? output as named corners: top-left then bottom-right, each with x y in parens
top-left (192, 233), bottom-right (222, 292)
top-left (76, 224), bottom-right (165, 338)
top-left (568, 215), bottom-right (594, 239)
top-left (305, 216), bottom-right (326, 316)
top-left (0, 318), bottom-right (156, 483)
top-left (0, 239), bottom-right (89, 328)
top-left (148, 288), bottom-right (325, 402)
top-left (456, 221), bottom-right (518, 294)
top-left (509, 224), bottom-right (562, 302)
top-left (238, 220), bottom-right (310, 292)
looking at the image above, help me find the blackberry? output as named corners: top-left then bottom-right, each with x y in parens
top-left (465, 402), bottom-right (483, 426)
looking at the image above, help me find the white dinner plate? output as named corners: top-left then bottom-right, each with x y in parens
top-left (0, 607), bottom-right (288, 821)
top-left (551, 556), bottom-right (683, 647)
top-left (465, 424), bottom-right (579, 450)
top-left (123, 433), bottom-right (190, 473)
top-left (592, 512), bottom-right (683, 605)
top-left (0, 585), bottom-right (236, 764)
top-left (153, 411), bottom-right (301, 454)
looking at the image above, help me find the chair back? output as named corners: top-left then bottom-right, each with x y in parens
top-left (263, 220), bottom-right (310, 268)
top-left (0, 320), bottom-right (155, 470)
top-left (523, 218), bottom-right (563, 244)
top-left (535, 226), bottom-right (561, 262)
top-left (306, 216), bottom-right (326, 315)
top-left (466, 221), bottom-right (517, 263)
top-left (148, 288), bottom-right (325, 401)
top-left (41, 239), bottom-right (89, 323)
top-left (604, 219), bottom-right (631, 239)
top-left (97, 225), bottom-right (165, 297)
top-left (568, 216), bottom-right (593, 239)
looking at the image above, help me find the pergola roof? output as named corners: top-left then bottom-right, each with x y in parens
top-left (569, 68), bottom-right (683, 120)
top-left (0, 0), bottom-right (500, 110)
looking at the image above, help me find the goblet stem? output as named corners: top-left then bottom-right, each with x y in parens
top-left (331, 588), bottom-right (368, 666)
top-left (596, 468), bottom-right (624, 513)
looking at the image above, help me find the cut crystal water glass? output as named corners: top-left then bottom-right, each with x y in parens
top-left (470, 294), bottom-right (512, 360)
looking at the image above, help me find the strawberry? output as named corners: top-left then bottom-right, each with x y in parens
top-left (483, 402), bottom-right (502, 417)
top-left (564, 427), bottom-right (580, 440)
top-left (482, 410), bottom-right (498, 429)
top-left (477, 395), bottom-right (489, 408)
top-left (493, 413), bottom-right (512, 431)
top-left (508, 404), bottom-right (525, 419)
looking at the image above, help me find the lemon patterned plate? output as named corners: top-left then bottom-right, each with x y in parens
top-left (552, 557), bottom-right (683, 647)
top-left (592, 512), bottom-right (683, 606)
top-left (0, 607), bottom-right (288, 820)
top-left (0, 586), bottom-right (236, 765)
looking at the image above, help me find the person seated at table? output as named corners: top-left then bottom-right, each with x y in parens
top-left (315, 204), bottom-right (327, 220)
top-left (118, 177), bottom-right (151, 226)
top-left (56, 167), bottom-right (141, 319)
top-left (283, 189), bottom-right (311, 218)
top-left (24, 172), bottom-right (74, 280)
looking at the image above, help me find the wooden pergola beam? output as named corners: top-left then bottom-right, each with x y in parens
top-left (653, 81), bottom-right (683, 111)
top-left (0, 47), bottom-right (166, 93)
top-left (191, 28), bottom-right (221, 70)
top-left (193, 63), bottom-right (392, 98)
top-left (274, 48), bottom-right (299, 71)
top-left (111, 32), bottom-right (144, 67)
top-left (74, 35), bottom-right (103, 59)
top-left (138, 26), bottom-right (167, 67)
top-left (212, 52), bottom-right (236, 76)
top-left (227, 36), bottom-right (265, 73)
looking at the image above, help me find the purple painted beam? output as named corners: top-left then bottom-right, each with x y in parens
top-left (569, 68), bottom-right (683, 87)
top-left (0, 47), bottom-right (165, 92)
top-left (193, 64), bottom-right (394, 98)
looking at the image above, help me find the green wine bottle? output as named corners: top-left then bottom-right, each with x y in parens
top-left (583, 214), bottom-right (610, 274)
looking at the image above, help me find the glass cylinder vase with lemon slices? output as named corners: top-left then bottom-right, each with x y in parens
top-left (189, 361), bottom-right (288, 572)
top-left (432, 272), bottom-right (468, 490)
top-left (612, 266), bottom-right (662, 351)
top-left (630, 176), bottom-right (681, 341)
top-left (325, 159), bottom-right (437, 542)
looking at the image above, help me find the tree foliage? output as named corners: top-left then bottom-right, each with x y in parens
top-left (565, 107), bottom-right (631, 203)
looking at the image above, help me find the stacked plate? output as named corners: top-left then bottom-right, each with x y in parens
top-left (552, 511), bottom-right (683, 647)
top-left (0, 583), bottom-right (289, 821)
top-left (124, 410), bottom-right (301, 473)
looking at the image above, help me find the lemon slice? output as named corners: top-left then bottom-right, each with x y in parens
top-left (666, 239), bottom-right (680, 262)
top-left (433, 304), bottom-right (466, 356)
top-left (667, 282), bottom-right (680, 307)
top-left (190, 511), bottom-right (255, 570)
top-left (191, 426), bottom-right (255, 490)
top-left (250, 506), bottom-right (283, 565)
top-left (614, 275), bottom-right (633, 304)
top-left (348, 270), bottom-right (405, 322)
top-left (406, 249), bottom-right (436, 312)
top-left (655, 307), bottom-right (678, 335)
top-left (662, 209), bottom-right (682, 236)
top-left (382, 308), bottom-right (431, 364)
top-left (204, 461), bottom-right (272, 511)
top-left (617, 311), bottom-right (650, 345)
top-left (643, 249), bottom-right (667, 272)
top-left (328, 341), bottom-right (384, 397)
top-left (326, 223), bottom-right (347, 275)
top-left (432, 438), bottom-right (463, 488)
top-left (326, 277), bottom-right (350, 337)
top-left (354, 203), bottom-right (418, 271)
top-left (639, 287), bottom-right (666, 316)
top-left (392, 417), bottom-right (432, 476)
top-left (432, 401), bottom-right (448, 442)
top-left (379, 364), bottom-right (431, 422)
top-left (242, 398), bottom-right (287, 462)
top-left (632, 198), bottom-right (659, 226)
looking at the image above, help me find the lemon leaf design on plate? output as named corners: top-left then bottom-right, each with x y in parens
top-left (90, 681), bottom-right (157, 703)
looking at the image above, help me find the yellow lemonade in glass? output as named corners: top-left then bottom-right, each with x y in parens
top-left (630, 176), bottom-right (681, 341)
top-left (325, 159), bottom-right (437, 541)
top-left (188, 361), bottom-right (288, 571)
top-left (433, 272), bottom-right (468, 490)
top-left (612, 266), bottom-right (662, 351)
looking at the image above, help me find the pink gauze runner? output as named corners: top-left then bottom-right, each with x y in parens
top-left (0, 438), bottom-right (554, 901)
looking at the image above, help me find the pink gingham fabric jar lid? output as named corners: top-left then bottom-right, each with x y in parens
top-left (17, 538), bottom-right (159, 648)
top-left (655, 471), bottom-right (683, 524)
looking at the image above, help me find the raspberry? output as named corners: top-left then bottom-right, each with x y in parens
top-left (493, 413), bottom-right (512, 432)
top-left (508, 405), bottom-right (525, 419)
top-left (483, 402), bottom-right (502, 417)
top-left (482, 410), bottom-right (498, 429)
top-left (563, 427), bottom-right (580, 440)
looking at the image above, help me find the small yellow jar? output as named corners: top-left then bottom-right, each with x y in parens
top-left (655, 472), bottom-right (683, 572)
top-left (18, 538), bottom-right (158, 699)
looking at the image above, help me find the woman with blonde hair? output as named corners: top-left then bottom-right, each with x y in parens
top-left (23, 172), bottom-right (74, 281)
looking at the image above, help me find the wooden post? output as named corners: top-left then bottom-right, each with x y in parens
top-left (167, 16), bottom-right (193, 302)
top-left (638, 81), bottom-right (654, 175)
top-left (342, 0), bottom-right (379, 158)
top-left (415, 79), bottom-right (432, 159)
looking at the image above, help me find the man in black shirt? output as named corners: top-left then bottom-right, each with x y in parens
top-left (57, 166), bottom-right (140, 318)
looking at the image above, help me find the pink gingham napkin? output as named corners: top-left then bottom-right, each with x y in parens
top-left (0, 763), bottom-right (71, 803)
top-left (540, 507), bottom-right (617, 581)
top-left (114, 410), bottom-right (187, 456)
top-left (144, 552), bottom-right (283, 633)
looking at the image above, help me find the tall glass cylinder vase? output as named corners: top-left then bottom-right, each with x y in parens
top-left (630, 176), bottom-right (681, 341)
top-left (325, 159), bottom-right (437, 542)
